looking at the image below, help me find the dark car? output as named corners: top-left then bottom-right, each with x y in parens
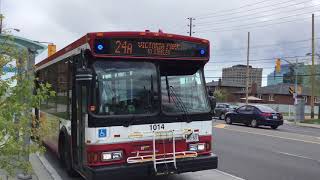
top-left (209, 96), bottom-right (216, 117)
top-left (225, 104), bottom-right (283, 129)
top-left (214, 103), bottom-right (238, 120)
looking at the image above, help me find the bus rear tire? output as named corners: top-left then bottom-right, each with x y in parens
top-left (60, 136), bottom-right (78, 177)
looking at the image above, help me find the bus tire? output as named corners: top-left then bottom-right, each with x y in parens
top-left (59, 133), bottom-right (78, 177)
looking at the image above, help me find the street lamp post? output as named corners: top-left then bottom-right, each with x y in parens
top-left (280, 58), bottom-right (300, 123)
top-left (33, 41), bottom-right (56, 57)
top-left (33, 40), bottom-right (53, 45)
top-left (1, 28), bottom-right (20, 34)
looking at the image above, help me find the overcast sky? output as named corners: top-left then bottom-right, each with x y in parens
top-left (2, 0), bottom-right (320, 86)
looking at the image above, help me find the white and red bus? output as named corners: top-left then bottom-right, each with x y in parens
top-left (35, 31), bottom-right (218, 179)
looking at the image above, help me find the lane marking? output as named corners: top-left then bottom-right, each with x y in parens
top-left (216, 126), bottom-right (320, 145)
top-left (214, 169), bottom-right (246, 180)
top-left (274, 151), bottom-right (320, 163)
top-left (214, 124), bottom-right (227, 129)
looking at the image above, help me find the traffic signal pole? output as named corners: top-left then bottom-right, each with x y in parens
top-left (278, 58), bottom-right (300, 122)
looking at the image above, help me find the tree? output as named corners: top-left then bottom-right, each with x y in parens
top-left (0, 34), bottom-right (54, 176)
top-left (213, 89), bottom-right (228, 102)
top-left (304, 64), bottom-right (320, 96)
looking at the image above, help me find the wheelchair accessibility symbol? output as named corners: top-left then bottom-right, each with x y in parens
top-left (98, 128), bottom-right (107, 138)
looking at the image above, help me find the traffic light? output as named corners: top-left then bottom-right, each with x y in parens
top-left (276, 58), bottom-right (281, 73)
top-left (48, 44), bottom-right (56, 57)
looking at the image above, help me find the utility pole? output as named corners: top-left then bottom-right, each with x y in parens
top-left (0, 14), bottom-right (3, 34)
top-left (294, 58), bottom-right (298, 123)
top-left (187, 17), bottom-right (195, 37)
top-left (0, 0), bottom-right (3, 34)
top-left (245, 32), bottom-right (250, 104)
top-left (311, 14), bottom-right (315, 119)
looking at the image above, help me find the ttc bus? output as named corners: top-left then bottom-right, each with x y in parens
top-left (35, 31), bottom-right (218, 179)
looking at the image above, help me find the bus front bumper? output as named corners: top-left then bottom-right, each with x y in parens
top-left (86, 154), bottom-right (218, 179)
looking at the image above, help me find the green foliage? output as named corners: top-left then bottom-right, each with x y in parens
top-left (0, 34), bottom-right (54, 176)
top-left (213, 89), bottom-right (228, 102)
top-left (304, 64), bottom-right (320, 96)
top-left (301, 119), bottom-right (320, 124)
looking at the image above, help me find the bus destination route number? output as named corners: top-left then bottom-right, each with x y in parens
top-left (150, 124), bottom-right (165, 131)
top-left (94, 38), bottom-right (208, 58)
top-left (114, 40), bottom-right (181, 56)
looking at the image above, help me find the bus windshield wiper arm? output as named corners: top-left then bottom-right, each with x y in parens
top-left (169, 86), bottom-right (192, 123)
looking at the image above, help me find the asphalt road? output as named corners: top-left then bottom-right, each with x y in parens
top-left (44, 120), bottom-right (320, 180)
top-left (44, 150), bottom-right (242, 180)
top-left (213, 120), bottom-right (320, 180)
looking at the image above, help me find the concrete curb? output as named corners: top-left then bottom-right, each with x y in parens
top-left (284, 120), bottom-right (320, 129)
top-left (36, 153), bottom-right (62, 180)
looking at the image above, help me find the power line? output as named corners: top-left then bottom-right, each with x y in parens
top-left (214, 38), bottom-right (320, 52)
top-left (205, 67), bottom-right (276, 71)
top-left (197, 1), bottom-right (320, 27)
top-left (208, 58), bottom-right (314, 64)
top-left (213, 45), bottom-right (312, 57)
top-left (205, 60), bottom-right (315, 70)
top-left (206, 55), bottom-right (310, 63)
top-left (205, 74), bottom-right (320, 79)
top-left (207, 56), bottom-right (316, 65)
top-left (197, 14), bottom-right (320, 33)
top-left (197, 10), bottom-right (320, 32)
top-left (196, 0), bottom-right (275, 19)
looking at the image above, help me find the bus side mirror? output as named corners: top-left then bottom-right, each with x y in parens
top-left (76, 68), bottom-right (93, 83)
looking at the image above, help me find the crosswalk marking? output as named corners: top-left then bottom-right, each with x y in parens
top-left (214, 124), bottom-right (227, 129)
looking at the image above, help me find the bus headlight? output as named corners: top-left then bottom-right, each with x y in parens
top-left (101, 151), bottom-right (123, 161)
top-left (189, 143), bottom-right (205, 151)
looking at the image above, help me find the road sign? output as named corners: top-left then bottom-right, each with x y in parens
top-left (289, 86), bottom-right (295, 95)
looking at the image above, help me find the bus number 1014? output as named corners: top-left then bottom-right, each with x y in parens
top-left (115, 40), bottom-right (133, 54)
top-left (150, 124), bottom-right (165, 131)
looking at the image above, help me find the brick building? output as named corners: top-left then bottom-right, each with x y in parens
top-left (206, 80), bottom-right (246, 102)
top-left (233, 83), bottom-right (319, 105)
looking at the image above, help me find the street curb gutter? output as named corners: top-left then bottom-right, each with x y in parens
top-left (36, 153), bottom-right (62, 180)
top-left (284, 120), bottom-right (320, 129)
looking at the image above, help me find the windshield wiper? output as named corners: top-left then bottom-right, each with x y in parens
top-left (169, 85), bottom-right (192, 123)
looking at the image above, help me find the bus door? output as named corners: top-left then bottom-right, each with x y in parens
top-left (73, 68), bottom-right (91, 171)
top-left (76, 83), bottom-right (87, 169)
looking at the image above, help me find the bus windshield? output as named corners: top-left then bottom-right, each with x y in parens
top-left (161, 69), bottom-right (210, 114)
top-left (93, 61), bottom-right (159, 115)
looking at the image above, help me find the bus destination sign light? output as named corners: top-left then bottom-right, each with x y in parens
top-left (94, 38), bottom-right (209, 58)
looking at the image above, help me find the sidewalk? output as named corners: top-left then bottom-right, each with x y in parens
top-left (0, 154), bottom-right (52, 180)
top-left (284, 120), bottom-right (320, 129)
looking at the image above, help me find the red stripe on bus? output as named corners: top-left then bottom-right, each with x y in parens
top-left (86, 135), bottom-right (212, 167)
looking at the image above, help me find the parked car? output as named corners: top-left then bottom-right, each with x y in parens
top-left (225, 104), bottom-right (283, 129)
top-left (209, 95), bottom-right (216, 117)
top-left (214, 103), bottom-right (238, 120)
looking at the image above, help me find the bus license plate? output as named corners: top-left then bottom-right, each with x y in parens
top-left (186, 133), bottom-right (199, 142)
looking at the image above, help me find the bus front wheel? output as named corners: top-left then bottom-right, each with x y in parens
top-left (59, 135), bottom-right (78, 177)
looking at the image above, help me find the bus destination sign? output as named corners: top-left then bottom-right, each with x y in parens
top-left (94, 38), bottom-right (209, 58)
